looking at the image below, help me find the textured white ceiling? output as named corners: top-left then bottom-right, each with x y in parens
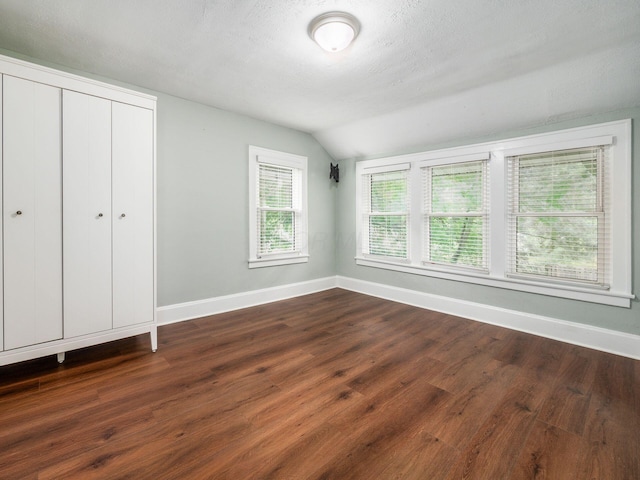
top-left (0, 0), bottom-right (639, 158)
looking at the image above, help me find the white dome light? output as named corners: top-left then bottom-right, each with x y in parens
top-left (309, 12), bottom-right (360, 52)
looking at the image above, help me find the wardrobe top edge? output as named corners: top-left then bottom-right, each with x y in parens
top-left (0, 53), bottom-right (157, 109)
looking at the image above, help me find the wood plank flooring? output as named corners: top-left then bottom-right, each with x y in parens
top-left (1, 288), bottom-right (638, 479)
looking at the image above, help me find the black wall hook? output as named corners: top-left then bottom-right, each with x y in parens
top-left (330, 163), bottom-right (339, 183)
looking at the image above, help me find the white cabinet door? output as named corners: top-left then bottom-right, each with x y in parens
top-left (112, 102), bottom-right (154, 328)
top-left (3, 75), bottom-right (62, 350)
top-left (63, 90), bottom-right (113, 338)
top-left (0, 75), bottom-right (3, 352)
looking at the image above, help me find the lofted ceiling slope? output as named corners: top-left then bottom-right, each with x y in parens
top-left (0, 0), bottom-right (639, 159)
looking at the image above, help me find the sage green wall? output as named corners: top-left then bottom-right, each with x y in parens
top-left (335, 108), bottom-right (640, 336)
top-left (156, 93), bottom-right (337, 306)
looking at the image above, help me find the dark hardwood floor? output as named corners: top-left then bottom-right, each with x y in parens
top-left (1, 288), bottom-right (638, 479)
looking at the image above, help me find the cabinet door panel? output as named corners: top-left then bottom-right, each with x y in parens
top-left (112, 102), bottom-right (154, 328)
top-left (0, 76), bottom-right (3, 351)
top-left (63, 90), bottom-right (113, 338)
top-left (3, 75), bottom-right (62, 350)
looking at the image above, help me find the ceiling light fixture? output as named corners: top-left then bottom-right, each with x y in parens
top-left (308, 12), bottom-right (360, 52)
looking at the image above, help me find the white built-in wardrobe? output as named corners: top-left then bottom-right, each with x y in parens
top-left (0, 54), bottom-right (157, 366)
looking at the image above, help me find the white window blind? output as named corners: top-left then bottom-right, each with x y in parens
top-left (257, 163), bottom-right (301, 256)
top-left (422, 160), bottom-right (489, 271)
top-left (363, 169), bottom-right (410, 259)
top-left (507, 146), bottom-right (609, 286)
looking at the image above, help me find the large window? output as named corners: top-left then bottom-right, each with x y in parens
top-left (249, 146), bottom-right (308, 268)
top-left (355, 120), bottom-right (632, 307)
top-left (507, 147), bottom-right (606, 286)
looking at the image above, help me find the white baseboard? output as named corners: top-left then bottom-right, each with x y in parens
top-left (157, 275), bottom-right (639, 360)
top-left (157, 276), bottom-right (337, 325)
top-left (336, 276), bottom-right (640, 360)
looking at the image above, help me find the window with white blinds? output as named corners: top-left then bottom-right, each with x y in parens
top-left (258, 163), bottom-right (299, 255)
top-left (362, 168), bottom-right (410, 259)
top-left (354, 120), bottom-right (631, 307)
top-left (507, 146), bottom-right (608, 286)
top-left (249, 146), bottom-right (308, 268)
top-left (423, 160), bottom-right (489, 271)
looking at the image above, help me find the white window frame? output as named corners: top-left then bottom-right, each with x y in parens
top-left (355, 120), bottom-right (633, 307)
top-left (421, 154), bottom-right (490, 273)
top-left (249, 145), bottom-right (308, 268)
top-left (361, 163), bottom-right (411, 262)
top-left (506, 146), bottom-right (607, 287)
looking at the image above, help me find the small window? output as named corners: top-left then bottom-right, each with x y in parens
top-left (507, 146), bottom-right (607, 286)
top-left (423, 160), bottom-right (489, 271)
top-left (362, 167), bottom-right (410, 260)
top-left (258, 163), bottom-right (298, 255)
top-left (249, 146), bottom-right (308, 268)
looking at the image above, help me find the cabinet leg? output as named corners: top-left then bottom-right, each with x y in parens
top-left (150, 327), bottom-right (158, 352)
top-left (57, 352), bottom-right (65, 363)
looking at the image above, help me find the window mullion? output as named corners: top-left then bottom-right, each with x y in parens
top-left (409, 165), bottom-right (422, 265)
top-left (259, 206), bottom-right (298, 212)
top-left (514, 212), bottom-right (600, 218)
top-left (429, 212), bottom-right (484, 217)
top-left (489, 152), bottom-right (505, 277)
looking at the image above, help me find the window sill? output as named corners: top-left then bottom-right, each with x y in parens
top-left (249, 255), bottom-right (309, 269)
top-left (355, 257), bottom-right (633, 308)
